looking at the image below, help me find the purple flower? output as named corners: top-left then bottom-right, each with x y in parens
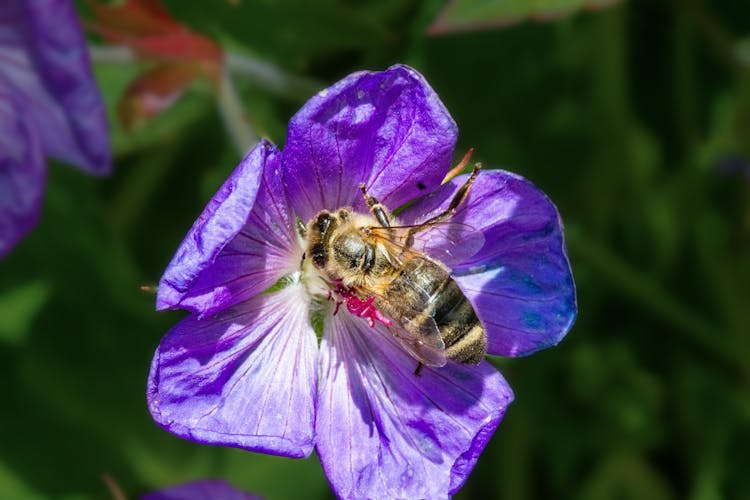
top-left (149, 65), bottom-right (576, 499)
top-left (0, 0), bottom-right (111, 258)
top-left (143, 479), bottom-right (262, 500)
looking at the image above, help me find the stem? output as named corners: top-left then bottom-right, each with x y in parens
top-left (89, 45), bottom-right (259, 156)
top-left (101, 473), bottom-right (128, 500)
top-left (88, 45), bottom-right (320, 99)
top-left (87, 45), bottom-right (134, 64)
top-left (216, 70), bottom-right (258, 157)
top-left (225, 53), bottom-right (320, 99)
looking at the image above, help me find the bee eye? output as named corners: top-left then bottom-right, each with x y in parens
top-left (316, 213), bottom-right (333, 235)
top-left (311, 243), bottom-right (327, 268)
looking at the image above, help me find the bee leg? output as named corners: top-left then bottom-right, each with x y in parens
top-left (413, 362), bottom-right (423, 377)
top-left (424, 163), bottom-right (481, 226)
top-left (296, 217), bottom-right (307, 238)
top-left (404, 164), bottom-right (481, 247)
top-left (359, 184), bottom-right (392, 227)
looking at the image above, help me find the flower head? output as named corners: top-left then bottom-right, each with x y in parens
top-left (0, 0), bottom-right (111, 258)
top-left (149, 65), bottom-right (576, 499)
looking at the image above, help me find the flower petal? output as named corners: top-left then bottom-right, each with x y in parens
top-left (399, 169), bottom-right (577, 357)
top-left (282, 64), bottom-right (457, 221)
top-left (148, 284), bottom-right (318, 458)
top-left (0, 84), bottom-right (46, 259)
top-left (316, 313), bottom-right (512, 499)
top-left (0, 0), bottom-right (111, 175)
top-left (157, 140), bottom-right (300, 316)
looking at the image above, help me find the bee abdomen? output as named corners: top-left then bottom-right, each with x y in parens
top-left (429, 279), bottom-right (486, 364)
top-left (444, 323), bottom-right (486, 364)
top-left (381, 257), bottom-right (488, 365)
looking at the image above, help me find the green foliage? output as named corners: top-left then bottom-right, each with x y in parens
top-left (429, 0), bottom-right (621, 34)
top-left (0, 281), bottom-right (50, 345)
top-left (3, 1), bottom-right (750, 499)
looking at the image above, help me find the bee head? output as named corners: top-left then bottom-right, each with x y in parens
top-left (306, 211), bottom-right (333, 269)
top-left (307, 210), bottom-right (348, 270)
top-left (305, 208), bottom-right (374, 275)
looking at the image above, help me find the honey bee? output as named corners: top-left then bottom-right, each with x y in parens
top-left (304, 165), bottom-right (486, 372)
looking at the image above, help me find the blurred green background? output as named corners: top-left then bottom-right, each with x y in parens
top-left (2, 0), bottom-right (750, 498)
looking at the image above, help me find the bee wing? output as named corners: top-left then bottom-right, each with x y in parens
top-left (358, 277), bottom-right (447, 367)
top-left (386, 316), bottom-right (447, 367)
top-left (413, 222), bottom-right (485, 267)
top-left (368, 221), bottom-right (484, 268)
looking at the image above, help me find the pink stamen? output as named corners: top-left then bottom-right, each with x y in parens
top-left (332, 284), bottom-right (392, 328)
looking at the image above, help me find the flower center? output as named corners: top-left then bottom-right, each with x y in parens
top-left (296, 208), bottom-right (395, 331)
top-left (299, 251), bottom-right (330, 299)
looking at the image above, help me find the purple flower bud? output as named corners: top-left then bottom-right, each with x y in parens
top-left (143, 479), bottom-right (262, 500)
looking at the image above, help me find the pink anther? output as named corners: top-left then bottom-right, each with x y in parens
top-left (333, 284), bottom-right (392, 328)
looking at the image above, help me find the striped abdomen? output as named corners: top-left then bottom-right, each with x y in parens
top-left (375, 257), bottom-right (487, 364)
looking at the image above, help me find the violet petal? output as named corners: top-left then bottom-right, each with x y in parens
top-left (0, 0), bottom-right (111, 175)
top-left (160, 141), bottom-right (301, 317)
top-left (282, 64), bottom-right (457, 222)
top-left (316, 313), bottom-right (513, 499)
top-left (399, 169), bottom-right (577, 357)
top-left (148, 284), bottom-right (318, 458)
top-left (0, 84), bottom-right (46, 259)
top-left (157, 140), bottom-right (298, 316)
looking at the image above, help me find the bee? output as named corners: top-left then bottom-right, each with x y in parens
top-left (304, 165), bottom-right (487, 372)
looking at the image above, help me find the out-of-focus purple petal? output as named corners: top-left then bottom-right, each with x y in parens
top-left (143, 479), bottom-right (263, 500)
top-left (157, 141), bottom-right (295, 315)
top-left (148, 284), bottom-right (318, 458)
top-left (0, 85), bottom-right (46, 259)
top-left (0, 0), bottom-right (111, 175)
top-left (160, 141), bottom-right (301, 317)
top-left (399, 169), bottom-right (577, 357)
top-left (282, 64), bottom-right (457, 222)
top-left (316, 313), bottom-right (512, 499)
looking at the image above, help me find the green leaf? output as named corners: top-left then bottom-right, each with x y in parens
top-left (0, 460), bottom-right (45, 500)
top-left (578, 450), bottom-right (674, 500)
top-left (428, 0), bottom-right (622, 34)
top-left (0, 281), bottom-right (51, 345)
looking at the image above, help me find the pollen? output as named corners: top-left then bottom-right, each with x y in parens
top-left (300, 255), bottom-right (329, 299)
top-left (332, 284), bottom-right (392, 328)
